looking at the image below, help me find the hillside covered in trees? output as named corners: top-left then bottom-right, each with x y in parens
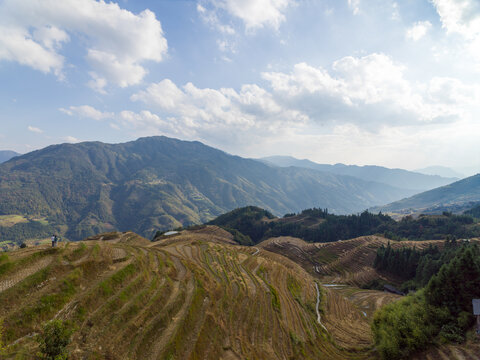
top-left (465, 203), bottom-right (480, 219)
top-left (207, 206), bottom-right (480, 245)
top-left (373, 243), bottom-right (480, 359)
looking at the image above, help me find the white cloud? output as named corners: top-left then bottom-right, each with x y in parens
top-left (432, 0), bottom-right (480, 39)
top-left (0, 26), bottom-right (65, 77)
top-left (261, 53), bottom-right (475, 128)
top-left (406, 21), bottom-right (432, 41)
top-left (27, 126), bottom-right (43, 133)
top-left (199, 0), bottom-right (294, 31)
top-left (0, 0), bottom-right (167, 90)
top-left (64, 136), bottom-right (80, 143)
top-left (427, 76), bottom-right (480, 105)
top-left (129, 79), bottom-right (306, 147)
top-left (131, 79), bottom-right (304, 126)
top-left (33, 26), bottom-right (69, 50)
top-left (197, 4), bottom-right (235, 34)
top-left (123, 52), bottom-right (480, 154)
top-left (263, 55), bottom-right (413, 124)
top-left (217, 39), bottom-right (236, 53)
top-left (117, 110), bottom-right (182, 137)
top-left (59, 105), bottom-right (114, 121)
top-left (86, 50), bottom-right (147, 89)
top-left (432, 0), bottom-right (480, 67)
top-left (348, 0), bottom-right (361, 15)
top-left (87, 72), bottom-right (108, 95)
top-left (391, 2), bottom-right (400, 20)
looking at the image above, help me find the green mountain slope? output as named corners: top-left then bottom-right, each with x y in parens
top-left (0, 136), bottom-right (416, 242)
top-left (261, 155), bottom-right (458, 191)
top-left (374, 174), bottom-right (480, 215)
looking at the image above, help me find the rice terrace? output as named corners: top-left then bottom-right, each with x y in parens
top-left (0, 219), bottom-right (479, 359)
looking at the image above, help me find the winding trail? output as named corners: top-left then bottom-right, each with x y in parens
top-left (314, 282), bottom-right (328, 332)
top-left (252, 247), bottom-right (260, 256)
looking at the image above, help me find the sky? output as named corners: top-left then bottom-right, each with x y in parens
top-left (1, 0), bottom-right (480, 174)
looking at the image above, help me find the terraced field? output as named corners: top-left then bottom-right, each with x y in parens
top-left (0, 227), bottom-right (376, 359)
top-left (2, 229), bottom-right (478, 359)
top-left (259, 236), bottom-right (447, 287)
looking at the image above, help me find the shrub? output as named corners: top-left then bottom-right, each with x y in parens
top-left (37, 320), bottom-right (73, 360)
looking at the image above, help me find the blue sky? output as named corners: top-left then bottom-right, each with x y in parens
top-left (1, 0), bottom-right (480, 174)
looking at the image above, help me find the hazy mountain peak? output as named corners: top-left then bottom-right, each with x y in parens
top-left (0, 150), bottom-right (21, 164)
top-left (260, 155), bottom-right (457, 192)
top-left (414, 166), bottom-right (464, 179)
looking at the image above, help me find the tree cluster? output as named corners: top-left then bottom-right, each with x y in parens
top-left (373, 244), bottom-right (480, 359)
top-left (208, 206), bottom-right (480, 245)
top-left (0, 220), bottom-right (54, 243)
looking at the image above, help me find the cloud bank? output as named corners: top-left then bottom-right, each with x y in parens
top-left (198, 0), bottom-right (295, 31)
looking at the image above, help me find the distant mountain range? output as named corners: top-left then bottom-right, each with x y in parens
top-left (414, 166), bottom-right (465, 179)
top-left (0, 136), bottom-right (420, 242)
top-left (0, 150), bottom-right (20, 163)
top-left (373, 174), bottom-right (480, 215)
top-left (260, 156), bottom-right (458, 191)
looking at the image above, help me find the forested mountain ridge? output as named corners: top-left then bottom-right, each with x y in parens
top-left (261, 155), bottom-right (458, 191)
top-left (0, 136), bottom-right (416, 242)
